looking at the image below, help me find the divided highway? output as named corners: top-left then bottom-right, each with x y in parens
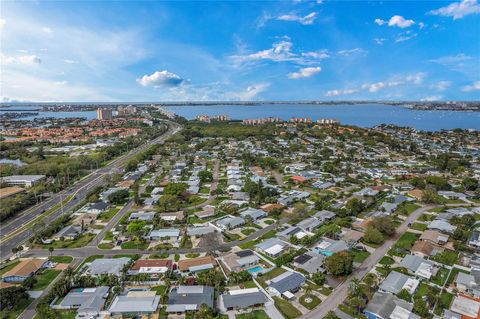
top-left (0, 121), bottom-right (181, 260)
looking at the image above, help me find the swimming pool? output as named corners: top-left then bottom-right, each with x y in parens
top-left (247, 266), bottom-right (264, 274)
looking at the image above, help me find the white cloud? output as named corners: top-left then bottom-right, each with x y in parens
top-left (0, 18), bottom-right (5, 29)
top-left (395, 32), bottom-right (417, 42)
top-left (374, 18), bottom-right (386, 26)
top-left (230, 40), bottom-right (329, 66)
top-left (277, 12), bottom-right (318, 25)
top-left (429, 0), bottom-right (480, 19)
top-left (430, 80), bottom-right (451, 91)
top-left (462, 80), bottom-right (480, 91)
top-left (429, 53), bottom-right (471, 65)
top-left (325, 89), bottom-right (358, 97)
top-left (41, 27), bottom-right (52, 34)
top-left (363, 82), bottom-right (386, 92)
top-left (421, 95), bottom-right (442, 101)
top-left (388, 15), bottom-right (415, 28)
top-left (63, 59), bottom-right (79, 64)
top-left (2, 54), bottom-right (42, 65)
top-left (226, 83), bottom-right (270, 100)
top-left (337, 48), bottom-right (367, 57)
top-left (373, 38), bottom-right (387, 45)
top-left (136, 70), bottom-right (185, 88)
top-left (288, 67), bottom-right (321, 79)
top-left (418, 22), bottom-right (425, 29)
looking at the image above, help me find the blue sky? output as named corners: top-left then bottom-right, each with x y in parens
top-left (1, 0), bottom-right (479, 102)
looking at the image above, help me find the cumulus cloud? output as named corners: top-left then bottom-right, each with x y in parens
top-left (430, 80), bottom-right (451, 91)
top-left (0, 18), bottom-right (5, 29)
top-left (429, 0), bottom-right (480, 19)
top-left (2, 54), bottom-right (42, 64)
top-left (462, 80), bottom-right (480, 91)
top-left (230, 40), bottom-right (329, 66)
top-left (226, 83), bottom-right (270, 100)
top-left (136, 70), bottom-right (185, 88)
top-left (288, 67), bottom-right (321, 79)
top-left (277, 12), bottom-right (318, 25)
top-left (337, 48), bottom-right (367, 57)
top-left (388, 15), bottom-right (415, 28)
top-left (374, 18), bottom-right (386, 26)
top-left (421, 95), bottom-right (442, 101)
top-left (325, 89), bottom-right (358, 97)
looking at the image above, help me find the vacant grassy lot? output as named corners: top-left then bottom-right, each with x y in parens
top-left (299, 294), bottom-right (321, 310)
top-left (98, 207), bottom-right (121, 222)
top-left (410, 222), bottom-right (427, 231)
top-left (33, 269), bottom-right (61, 290)
top-left (273, 296), bottom-right (302, 319)
top-left (236, 310), bottom-right (270, 319)
top-left (395, 232), bottom-right (419, 250)
top-left (48, 256), bottom-right (73, 263)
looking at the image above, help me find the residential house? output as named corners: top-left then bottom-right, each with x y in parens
top-left (427, 219), bottom-right (456, 234)
top-left (53, 225), bottom-right (82, 241)
top-left (128, 211), bottom-right (156, 222)
top-left (53, 286), bottom-right (109, 318)
top-left (128, 259), bottom-right (172, 276)
top-left (255, 238), bottom-right (289, 258)
top-left (314, 238), bottom-right (349, 256)
top-left (166, 285), bottom-right (214, 313)
top-left (293, 251), bottom-right (325, 274)
top-left (109, 290), bottom-right (160, 316)
top-left (158, 211), bottom-right (184, 221)
top-left (379, 271), bottom-right (419, 295)
top-left (313, 210), bottom-right (336, 223)
top-left (399, 255), bottom-right (438, 280)
top-left (469, 230), bottom-right (480, 250)
top-left (297, 217), bottom-right (322, 232)
top-left (86, 201), bottom-right (109, 215)
top-left (420, 230), bottom-right (449, 245)
top-left (147, 228), bottom-right (180, 241)
top-left (215, 216), bottom-right (245, 231)
top-left (449, 295), bottom-right (480, 319)
top-left (267, 271), bottom-right (305, 299)
top-left (455, 272), bottom-right (480, 298)
top-left (187, 225), bottom-right (216, 237)
top-left (2, 258), bottom-right (47, 283)
top-left (219, 250), bottom-right (259, 273)
top-left (219, 288), bottom-right (268, 313)
top-left (178, 256), bottom-right (216, 273)
top-left (364, 291), bottom-right (420, 319)
top-left (194, 205), bottom-right (216, 219)
top-left (239, 208), bottom-right (267, 221)
top-left (277, 226), bottom-right (309, 241)
top-left (86, 257), bottom-right (131, 276)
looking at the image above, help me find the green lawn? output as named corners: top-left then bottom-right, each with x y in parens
top-left (351, 249), bottom-right (370, 263)
top-left (410, 222), bottom-right (427, 231)
top-left (0, 261), bottom-right (21, 277)
top-left (121, 240), bottom-right (148, 250)
top-left (98, 243), bottom-right (114, 249)
top-left (398, 203), bottom-right (421, 216)
top-left (33, 269), bottom-right (61, 290)
top-left (236, 310), bottom-right (270, 319)
top-left (43, 233), bottom-right (95, 249)
top-left (0, 297), bottom-right (33, 319)
top-left (150, 285), bottom-right (167, 295)
top-left (273, 296), bottom-right (302, 319)
top-left (319, 286), bottom-right (332, 296)
top-left (77, 254), bottom-right (103, 271)
top-left (299, 294), bottom-right (321, 310)
top-left (447, 267), bottom-right (469, 284)
top-left (98, 207), bottom-right (121, 221)
top-left (48, 256), bottom-right (73, 263)
top-left (58, 310), bottom-right (77, 319)
top-left (433, 250), bottom-right (459, 266)
top-left (264, 219), bottom-right (275, 225)
top-left (394, 232), bottom-right (419, 250)
top-left (241, 228), bottom-right (256, 236)
top-left (379, 256), bottom-right (395, 266)
top-left (185, 253), bottom-right (200, 258)
top-left (431, 267), bottom-right (449, 286)
top-left (224, 232), bottom-right (241, 242)
top-left (256, 267), bottom-right (285, 288)
top-left (434, 292), bottom-right (453, 316)
top-left (419, 213), bottom-right (437, 222)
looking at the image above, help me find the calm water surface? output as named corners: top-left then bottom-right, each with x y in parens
top-left (165, 103), bottom-right (480, 131)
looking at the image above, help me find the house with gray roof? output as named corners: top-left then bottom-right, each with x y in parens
top-left (277, 226), bottom-right (308, 241)
top-left (314, 238), bottom-right (349, 256)
top-left (219, 288), bottom-right (269, 313)
top-left (379, 271), bottom-right (419, 295)
top-left (239, 208), bottom-right (267, 221)
top-left (109, 290), bottom-right (160, 316)
top-left (313, 210), bottom-right (336, 223)
top-left (455, 272), bottom-right (480, 298)
top-left (427, 219), bottom-right (456, 234)
top-left (86, 257), bottom-right (130, 276)
top-left (399, 255), bottom-right (437, 280)
top-left (293, 251), bottom-right (325, 274)
top-left (255, 237), bottom-right (289, 258)
top-left (267, 271), bottom-right (305, 297)
top-left (364, 291), bottom-right (420, 319)
top-left (128, 211), bottom-right (156, 222)
top-left (166, 285), bottom-right (214, 313)
top-left (53, 225), bottom-right (81, 240)
top-left (147, 228), bottom-right (180, 240)
top-left (53, 286), bottom-right (109, 318)
top-left (215, 216), bottom-right (245, 231)
top-left (187, 225), bottom-right (216, 237)
top-left (297, 217), bottom-right (322, 232)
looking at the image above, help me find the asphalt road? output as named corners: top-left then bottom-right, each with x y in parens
top-left (0, 121), bottom-right (181, 260)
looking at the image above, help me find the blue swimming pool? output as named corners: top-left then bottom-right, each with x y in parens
top-left (248, 266), bottom-right (264, 274)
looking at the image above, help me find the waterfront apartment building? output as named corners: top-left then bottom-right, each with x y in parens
top-left (290, 117), bottom-right (312, 123)
top-left (196, 115), bottom-right (211, 123)
top-left (317, 118), bottom-right (340, 125)
top-left (97, 108), bottom-right (113, 120)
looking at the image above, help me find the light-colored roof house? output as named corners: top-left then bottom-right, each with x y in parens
top-left (109, 290), bottom-right (160, 315)
top-left (86, 257), bottom-right (131, 276)
top-left (219, 288), bottom-right (268, 313)
top-left (166, 285), bottom-right (214, 313)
